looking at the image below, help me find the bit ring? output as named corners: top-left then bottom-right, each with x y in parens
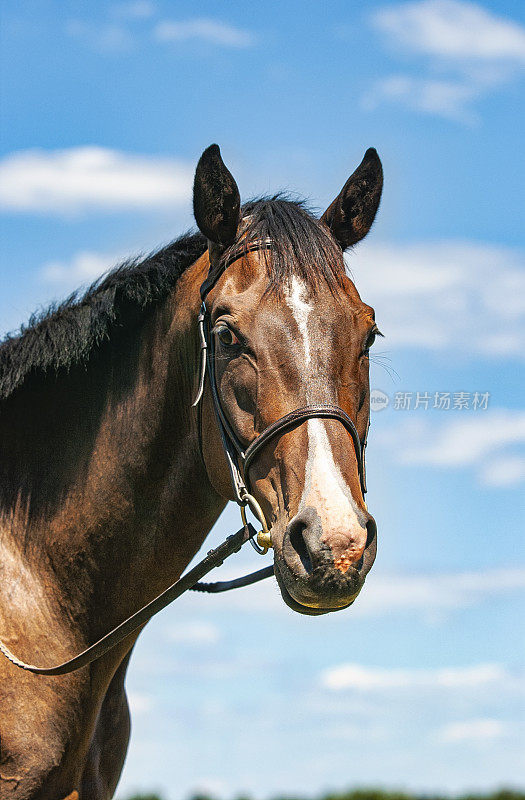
top-left (240, 493), bottom-right (272, 554)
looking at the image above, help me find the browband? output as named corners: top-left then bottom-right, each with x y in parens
top-left (200, 239), bottom-right (274, 302)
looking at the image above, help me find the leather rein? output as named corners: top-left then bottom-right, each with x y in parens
top-left (0, 239), bottom-right (368, 676)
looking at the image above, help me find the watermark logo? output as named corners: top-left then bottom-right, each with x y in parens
top-left (370, 390), bottom-right (490, 412)
top-left (370, 389), bottom-right (390, 412)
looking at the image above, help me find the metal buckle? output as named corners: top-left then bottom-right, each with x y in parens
top-left (192, 304), bottom-right (208, 407)
top-left (239, 492), bottom-right (272, 555)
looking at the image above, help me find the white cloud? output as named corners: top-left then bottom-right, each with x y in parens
top-left (368, 1), bottom-right (525, 121)
top-left (154, 18), bottom-right (254, 48)
top-left (66, 20), bottom-right (134, 53)
top-left (40, 251), bottom-right (122, 286)
top-left (113, 1), bottom-right (156, 19)
top-left (364, 75), bottom-right (481, 123)
top-left (165, 620), bottom-right (220, 646)
top-left (375, 409), bottom-right (525, 486)
top-left (350, 240), bottom-right (525, 359)
top-left (373, 0), bottom-right (525, 63)
top-left (402, 410), bottom-right (525, 466)
top-left (321, 661), bottom-right (507, 691)
top-left (481, 455), bottom-right (525, 488)
top-left (67, 4), bottom-right (156, 53)
top-left (127, 690), bottom-right (154, 713)
top-left (356, 566), bottom-right (525, 617)
top-left (0, 147), bottom-right (193, 215)
top-left (437, 717), bottom-right (507, 743)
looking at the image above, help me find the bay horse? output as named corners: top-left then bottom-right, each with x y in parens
top-left (0, 144), bottom-right (383, 799)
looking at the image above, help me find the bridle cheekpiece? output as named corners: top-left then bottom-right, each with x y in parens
top-left (193, 238), bottom-right (369, 555)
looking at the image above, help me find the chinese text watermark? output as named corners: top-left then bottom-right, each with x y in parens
top-left (370, 389), bottom-right (490, 412)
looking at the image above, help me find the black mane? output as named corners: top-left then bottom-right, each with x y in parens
top-left (0, 197), bottom-right (345, 401)
top-left (0, 232), bottom-right (207, 401)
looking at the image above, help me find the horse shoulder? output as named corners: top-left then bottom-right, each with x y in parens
top-left (0, 528), bottom-right (131, 798)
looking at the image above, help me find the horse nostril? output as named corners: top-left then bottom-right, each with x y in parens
top-left (366, 518), bottom-right (376, 548)
top-left (284, 507), bottom-right (326, 575)
top-left (288, 522), bottom-right (313, 574)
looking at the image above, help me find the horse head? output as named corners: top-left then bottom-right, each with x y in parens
top-left (193, 145), bottom-right (383, 615)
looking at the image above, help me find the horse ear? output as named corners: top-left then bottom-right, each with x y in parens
top-left (321, 148), bottom-right (383, 250)
top-left (193, 144), bottom-right (241, 248)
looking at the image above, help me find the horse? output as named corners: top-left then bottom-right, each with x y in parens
top-left (0, 144), bottom-right (383, 799)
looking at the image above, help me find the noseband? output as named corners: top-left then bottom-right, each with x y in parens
top-left (194, 239), bottom-right (369, 553)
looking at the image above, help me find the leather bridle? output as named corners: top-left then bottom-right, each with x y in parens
top-left (0, 238), bottom-right (370, 676)
top-left (194, 238), bottom-right (369, 553)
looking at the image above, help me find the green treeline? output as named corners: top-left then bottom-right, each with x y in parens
top-left (121, 788), bottom-right (524, 800)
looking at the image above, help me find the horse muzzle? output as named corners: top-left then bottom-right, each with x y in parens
top-left (273, 508), bottom-right (377, 615)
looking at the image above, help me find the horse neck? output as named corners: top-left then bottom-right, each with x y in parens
top-left (0, 253), bottom-right (225, 636)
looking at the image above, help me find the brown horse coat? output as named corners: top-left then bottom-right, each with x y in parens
top-left (0, 145), bottom-right (382, 798)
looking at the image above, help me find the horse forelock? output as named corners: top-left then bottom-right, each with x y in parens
top-left (222, 195), bottom-right (346, 296)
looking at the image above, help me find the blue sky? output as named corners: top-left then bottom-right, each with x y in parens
top-left (1, 1), bottom-right (524, 797)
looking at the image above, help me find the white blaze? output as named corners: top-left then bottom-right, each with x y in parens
top-left (288, 277), bottom-right (312, 367)
top-left (285, 278), bottom-right (367, 566)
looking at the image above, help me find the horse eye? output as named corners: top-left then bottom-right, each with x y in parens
top-left (364, 332), bottom-right (376, 352)
top-left (216, 326), bottom-right (240, 347)
top-left (363, 327), bottom-right (382, 356)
